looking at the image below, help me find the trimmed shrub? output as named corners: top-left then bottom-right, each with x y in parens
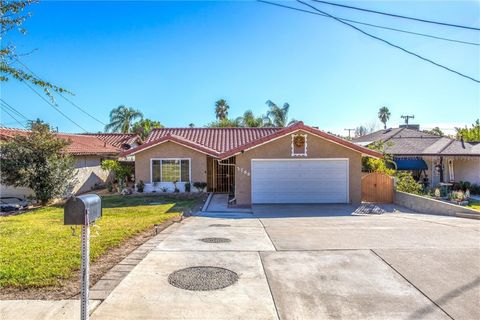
top-left (396, 172), bottom-right (423, 195)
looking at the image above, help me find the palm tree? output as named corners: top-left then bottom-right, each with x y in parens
top-left (214, 99), bottom-right (229, 120)
top-left (105, 105), bottom-right (143, 133)
top-left (378, 106), bottom-right (391, 130)
top-left (266, 100), bottom-right (290, 127)
top-left (237, 110), bottom-right (269, 127)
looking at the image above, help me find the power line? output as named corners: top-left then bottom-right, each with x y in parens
top-left (0, 104), bottom-right (27, 128)
top-left (312, 0), bottom-right (480, 31)
top-left (0, 99), bottom-right (29, 121)
top-left (14, 58), bottom-right (108, 126)
top-left (257, 1), bottom-right (478, 46)
top-left (58, 94), bottom-right (107, 126)
top-left (22, 81), bottom-right (88, 132)
top-left (296, 0), bottom-right (480, 83)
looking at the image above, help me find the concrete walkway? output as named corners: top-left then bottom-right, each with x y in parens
top-left (206, 193), bottom-right (252, 213)
top-left (89, 205), bottom-right (480, 320)
top-left (0, 300), bottom-right (101, 320)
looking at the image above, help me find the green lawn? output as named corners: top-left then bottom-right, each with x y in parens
top-left (0, 194), bottom-right (200, 288)
top-left (468, 200), bottom-right (480, 211)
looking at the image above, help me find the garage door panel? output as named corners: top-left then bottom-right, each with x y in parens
top-left (251, 159), bottom-right (348, 204)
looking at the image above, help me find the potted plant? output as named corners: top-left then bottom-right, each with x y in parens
top-left (434, 188), bottom-right (441, 199)
top-left (136, 180), bottom-right (145, 193)
top-left (193, 182), bottom-right (207, 192)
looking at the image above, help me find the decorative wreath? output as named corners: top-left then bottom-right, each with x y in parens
top-left (293, 135), bottom-right (305, 148)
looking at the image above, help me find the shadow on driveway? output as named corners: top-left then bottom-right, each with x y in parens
top-left (196, 203), bottom-right (416, 219)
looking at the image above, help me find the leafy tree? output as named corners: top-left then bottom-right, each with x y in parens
top-left (1, 0), bottom-right (69, 100)
top-left (355, 125), bottom-right (368, 137)
top-left (395, 171), bottom-right (423, 195)
top-left (423, 127), bottom-right (444, 136)
top-left (266, 100), bottom-right (295, 127)
top-left (237, 110), bottom-right (270, 127)
top-left (105, 105), bottom-right (143, 133)
top-left (456, 119), bottom-right (480, 142)
top-left (377, 106), bottom-right (391, 129)
top-left (188, 123), bottom-right (195, 128)
top-left (132, 118), bottom-right (162, 139)
top-left (101, 160), bottom-right (132, 189)
top-left (362, 141), bottom-right (395, 175)
top-left (214, 99), bottom-right (229, 120)
top-left (206, 118), bottom-right (241, 128)
top-left (0, 122), bottom-right (76, 204)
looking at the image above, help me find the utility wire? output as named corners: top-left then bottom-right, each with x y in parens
top-left (296, 0), bottom-right (480, 83)
top-left (312, 0), bottom-right (480, 31)
top-left (0, 104), bottom-right (27, 128)
top-left (14, 58), bottom-right (108, 126)
top-left (0, 99), bottom-right (29, 121)
top-left (258, 1), bottom-right (478, 46)
top-left (22, 81), bottom-right (88, 132)
top-left (58, 94), bottom-right (107, 126)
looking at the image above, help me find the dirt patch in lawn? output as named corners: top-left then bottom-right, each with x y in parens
top-left (0, 216), bottom-right (181, 300)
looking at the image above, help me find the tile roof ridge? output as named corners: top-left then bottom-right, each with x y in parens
top-left (387, 127), bottom-right (405, 141)
top-left (437, 138), bottom-right (456, 154)
top-left (166, 133), bottom-right (220, 153)
top-left (90, 132), bottom-right (137, 136)
top-left (151, 127), bottom-right (283, 130)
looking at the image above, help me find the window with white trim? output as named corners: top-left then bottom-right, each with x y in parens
top-left (152, 159), bottom-right (190, 182)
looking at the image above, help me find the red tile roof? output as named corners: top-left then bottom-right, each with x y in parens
top-left (88, 133), bottom-right (142, 149)
top-left (123, 122), bottom-right (382, 159)
top-left (0, 127), bottom-right (120, 156)
top-left (146, 127), bottom-right (282, 153)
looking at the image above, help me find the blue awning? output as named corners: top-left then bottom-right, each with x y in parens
top-left (394, 159), bottom-right (428, 170)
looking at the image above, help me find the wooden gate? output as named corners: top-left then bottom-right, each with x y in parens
top-left (361, 172), bottom-right (394, 203)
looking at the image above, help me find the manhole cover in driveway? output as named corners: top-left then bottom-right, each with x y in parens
top-left (199, 237), bottom-right (231, 243)
top-left (209, 224), bottom-right (231, 227)
top-left (168, 266), bottom-right (239, 291)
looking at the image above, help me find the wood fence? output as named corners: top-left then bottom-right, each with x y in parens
top-left (361, 172), bottom-right (394, 203)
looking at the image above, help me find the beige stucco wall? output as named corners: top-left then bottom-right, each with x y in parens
top-left (451, 157), bottom-right (480, 184)
top-left (135, 141), bottom-right (207, 184)
top-left (234, 130), bottom-right (363, 206)
top-left (74, 156), bottom-right (110, 194)
top-left (1, 155), bottom-right (109, 198)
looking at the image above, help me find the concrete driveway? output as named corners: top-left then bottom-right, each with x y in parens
top-left (92, 205), bottom-right (480, 320)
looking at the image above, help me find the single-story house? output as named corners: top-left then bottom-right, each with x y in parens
top-left (122, 121), bottom-right (381, 206)
top-left (352, 127), bottom-right (480, 186)
top-left (0, 128), bottom-right (141, 198)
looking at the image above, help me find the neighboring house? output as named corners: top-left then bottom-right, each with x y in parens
top-left (0, 128), bottom-right (129, 197)
top-left (352, 127), bottom-right (480, 186)
top-left (122, 121), bottom-right (381, 206)
top-left (88, 133), bottom-right (142, 150)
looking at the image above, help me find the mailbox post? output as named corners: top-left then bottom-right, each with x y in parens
top-left (64, 194), bottom-right (102, 320)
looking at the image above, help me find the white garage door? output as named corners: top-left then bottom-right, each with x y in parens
top-left (251, 159), bottom-right (349, 204)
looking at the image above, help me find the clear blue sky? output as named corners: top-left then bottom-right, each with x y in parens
top-left (1, 0), bottom-right (479, 135)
